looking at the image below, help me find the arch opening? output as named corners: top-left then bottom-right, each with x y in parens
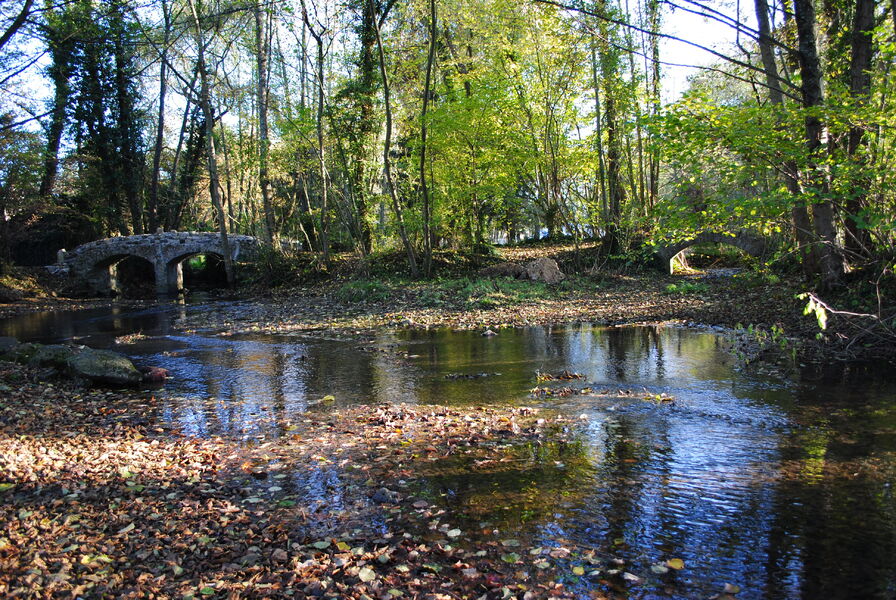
top-left (115, 255), bottom-right (157, 297)
top-left (86, 254), bottom-right (156, 297)
top-left (670, 242), bottom-right (753, 275)
top-left (173, 252), bottom-right (228, 293)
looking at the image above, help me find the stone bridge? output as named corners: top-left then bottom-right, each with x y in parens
top-left (654, 230), bottom-right (768, 273)
top-left (61, 232), bottom-right (260, 295)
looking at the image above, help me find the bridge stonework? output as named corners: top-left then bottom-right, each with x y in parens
top-left (654, 231), bottom-right (768, 273)
top-left (62, 232), bottom-right (259, 295)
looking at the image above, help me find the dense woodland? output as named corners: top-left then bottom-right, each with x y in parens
top-left (0, 0), bottom-right (894, 288)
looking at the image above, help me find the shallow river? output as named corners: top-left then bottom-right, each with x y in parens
top-left (2, 300), bottom-right (895, 599)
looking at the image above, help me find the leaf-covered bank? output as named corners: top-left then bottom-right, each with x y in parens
top-left (0, 361), bottom-right (629, 599)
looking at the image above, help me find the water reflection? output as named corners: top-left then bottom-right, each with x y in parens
top-left (1, 305), bottom-right (895, 598)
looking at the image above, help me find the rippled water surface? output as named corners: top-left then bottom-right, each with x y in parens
top-left (3, 301), bottom-right (895, 599)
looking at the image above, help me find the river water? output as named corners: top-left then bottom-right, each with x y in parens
top-left (2, 300), bottom-right (895, 599)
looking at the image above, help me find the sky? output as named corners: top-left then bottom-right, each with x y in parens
top-left (658, 0), bottom-right (757, 102)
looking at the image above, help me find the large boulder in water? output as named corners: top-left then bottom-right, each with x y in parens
top-left (67, 348), bottom-right (142, 386)
top-left (2, 341), bottom-right (142, 386)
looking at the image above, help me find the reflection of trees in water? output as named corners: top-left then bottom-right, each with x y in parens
top-left (762, 391), bottom-right (896, 599)
top-left (0, 304), bottom-right (176, 344)
top-left (406, 439), bottom-right (595, 530)
top-left (163, 339), bottom-right (311, 438)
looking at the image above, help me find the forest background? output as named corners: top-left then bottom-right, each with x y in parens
top-left (0, 0), bottom-right (893, 292)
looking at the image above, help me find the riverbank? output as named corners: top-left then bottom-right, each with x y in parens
top-left (179, 269), bottom-right (888, 364)
top-left (1, 243), bottom-right (892, 362)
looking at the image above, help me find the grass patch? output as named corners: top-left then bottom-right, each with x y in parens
top-left (333, 280), bottom-right (397, 303)
top-left (434, 277), bottom-right (556, 309)
top-left (664, 281), bottom-right (709, 295)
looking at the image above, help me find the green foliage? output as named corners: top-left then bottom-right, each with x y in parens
top-left (797, 293), bottom-right (828, 330)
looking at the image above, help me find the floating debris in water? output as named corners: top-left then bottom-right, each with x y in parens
top-left (444, 372), bottom-right (501, 380)
top-left (536, 369), bottom-right (584, 382)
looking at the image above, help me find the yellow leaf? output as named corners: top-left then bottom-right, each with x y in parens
top-left (666, 558), bottom-right (685, 570)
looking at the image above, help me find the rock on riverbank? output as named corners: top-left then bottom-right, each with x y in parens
top-left (1, 338), bottom-right (145, 386)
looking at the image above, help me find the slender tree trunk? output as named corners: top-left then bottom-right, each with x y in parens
top-left (646, 0), bottom-right (661, 209)
top-left (605, 93), bottom-right (625, 252)
top-left (315, 38), bottom-right (329, 262)
top-left (301, 4), bottom-right (330, 263)
top-left (148, 0), bottom-right (171, 232)
top-left (590, 42), bottom-right (608, 226)
top-left (793, 0), bottom-right (843, 286)
top-left (112, 1), bottom-right (143, 234)
top-left (40, 13), bottom-right (75, 200)
top-left (255, 0), bottom-right (276, 247)
top-left (372, 0), bottom-right (418, 276)
top-left (623, 0), bottom-right (645, 213)
top-left (844, 0), bottom-right (874, 258)
top-left (419, 0), bottom-right (437, 277)
top-left (188, 0), bottom-right (234, 286)
top-left (354, 0), bottom-right (378, 254)
top-left (0, 0), bottom-right (32, 53)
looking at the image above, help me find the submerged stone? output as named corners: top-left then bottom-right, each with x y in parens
top-left (0, 337), bottom-right (19, 353)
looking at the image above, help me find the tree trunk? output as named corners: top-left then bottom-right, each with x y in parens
top-left (419, 0), bottom-right (437, 277)
top-left (793, 0), bottom-right (843, 286)
top-left (590, 42), bottom-right (608, 227)
top-left (301, 3), bottom-right (330, 263)
top-left (605, 93), bottom-right (625, 253)
top-left (148, 0), bottom-right (171, 232)
top-left (354, 0), bottom-right (378, 254)
top-left (189, 0), bottom-right (234, 287)
top-left (255, 0), bottom-right (276, 247)
top-left (112, 0), bottom-right (143, 234)
top-left (0, 0), bottom-right (32, 53)
top-left (754, 0), bottom-right (816, 274)
top-left (40, 11), bottom-right (76, 200)
top-left (372, 0), bottom-right (418, 276)
top-left (844, 0), bottom-right (874, 259)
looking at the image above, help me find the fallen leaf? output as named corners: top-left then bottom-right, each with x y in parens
top-left (666, 558), bottom-right (685, 570)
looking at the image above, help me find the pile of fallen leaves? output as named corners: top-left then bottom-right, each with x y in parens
top-left (2, 363), bottom-right (642, 599)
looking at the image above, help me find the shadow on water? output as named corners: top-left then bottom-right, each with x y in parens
top-left (1, 304), bottom-right (895, 599)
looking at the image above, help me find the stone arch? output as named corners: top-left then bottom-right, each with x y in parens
top-left (654, 231), bottom-right (768, 274)
top-left (63, 232), bottom-right (260, 296)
